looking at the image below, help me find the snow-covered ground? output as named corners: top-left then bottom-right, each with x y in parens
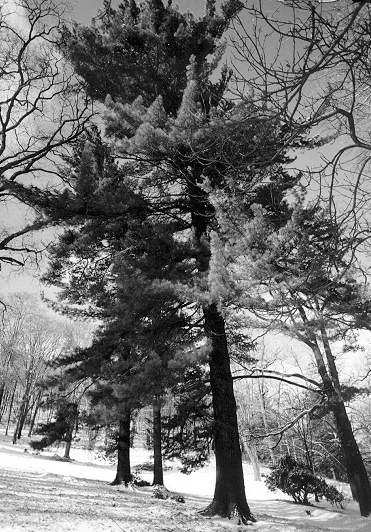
top-left (0, 438), bottom-right (369, 531)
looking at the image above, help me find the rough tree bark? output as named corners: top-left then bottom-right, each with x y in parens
top-left (111, 408), bottom-right (132, 486)
top-left (200, 303), bottom-right (255, 524)
top-left (152, 398), bottom-right (164, 486)
top-left (297, 304), bottom-right (371, 516)
top-left (302, 318), bottom-right (371, 517)
top-left (330, 397), bottom-right (371, 516)
top-left (14, 370), bottom-right (33, 441)
top-left (188, 175), bottom-right (254, 523)
top-left (319, 326), bottom-right (371, 517)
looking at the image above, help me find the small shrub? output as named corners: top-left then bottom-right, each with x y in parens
top-left (134, 478), bottom-right (151, 487)
top-left (152, 485), bottom-right (185, 503)
top-left (30, 400), bottom-right (78, 451)
top-left (131, 472), bottom-right (150, 487)
top-left (94, 448), bottom-right (116, 464)
top-left (152, 485), bottom-right (170, 499)
top-left (136, 460), bottom-right (153, 471)
top-left (265, 455), bottom-right (344, 507)
top-left (321, 483), bottom-right (346, 507)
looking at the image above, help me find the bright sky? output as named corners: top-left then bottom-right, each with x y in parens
top-left (71, 0), bottom-right (206, 22)
top-left (0, 0), bottom-right (368, 389)
top-left (0, 0), bottom-right (215, 295)
top-left (2, 0), bottom-right (28, 30)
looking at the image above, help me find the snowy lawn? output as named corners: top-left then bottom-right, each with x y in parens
top-left (0, 440), bottom-right (369, 531)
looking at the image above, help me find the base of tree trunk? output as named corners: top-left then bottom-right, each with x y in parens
top-left (110, 475), bottom-right (132, 487)
top-left (331, 398), bottom-right (371, 517)
top-left (199, 499), bottom-right (256, 525)
top-left (152, 398), bottom-right (164, 487)
top-left (202, 303), bottom-right (255, 526)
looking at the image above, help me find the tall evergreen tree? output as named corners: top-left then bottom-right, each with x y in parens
top-left (38, 138), bottom-right (199, 485)
top-left (31, 396), bottom-right (78, 459)
top-left (97, 44), bottom-right (297, 529)
top-left (13, 1), bottom-right (307, 523)
top-left (86, 379), bottom-right (137, 486)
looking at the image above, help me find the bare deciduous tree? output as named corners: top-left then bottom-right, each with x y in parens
top-left (0, 0), bottom-right (91, 271)
top-left (231, 0), bottom-right (371, 220)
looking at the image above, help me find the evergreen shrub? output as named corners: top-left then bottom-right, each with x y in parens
top-left (265, 455), bottom-right (345, 507)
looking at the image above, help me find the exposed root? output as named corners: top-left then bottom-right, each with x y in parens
top-left (199, 500), bottom-right (256, 525)
top-left (110, 475), bottom-right (133, 486)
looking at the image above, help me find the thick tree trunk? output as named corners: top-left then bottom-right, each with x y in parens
top-left (304, 321), bottom-right (371, 517)
top-left (200, 303), bottom-right (255, 524)
top-left (331, 396), bottom-right (371, 516)
top-left (188, 177), bottom-right (254, 523)
top-left (111, 408), bottom-right (132, 486)
top-left (152, 398), bottom-right (164, 486)
top-left (319, 326), bottom-right (371, 517)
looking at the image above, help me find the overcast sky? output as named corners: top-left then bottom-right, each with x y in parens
top-left (69, 0), bottom-right (105, 22)
top-left (70, 0), bottom-right (206, 23)
top-left (0, 0), bottom-right (358, 295)
top-left (0, 0), bottom-right (211, 295)
top-left (1, 0), bottom-right (369, 381)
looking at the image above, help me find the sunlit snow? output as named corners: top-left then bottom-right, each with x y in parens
top-left (0, 437), bottom-right (368, 532)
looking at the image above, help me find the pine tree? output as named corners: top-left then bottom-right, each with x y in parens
top-left (234, 202), bottom-right (371, 517)
top-left (87, 380), bottom-right (136, 486)
top-left (38, 138), bottom-right (199, 485)
top-left (15, 1), bottom-right (306, 523)
top-left (266, 455), bottom-right (344, 507)
top-left (98, 43), bottom-right (297, 528)
top-left (31, 397), bottom-right (78, 459)
top-left (162, 365), bottom-right (213, 474)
